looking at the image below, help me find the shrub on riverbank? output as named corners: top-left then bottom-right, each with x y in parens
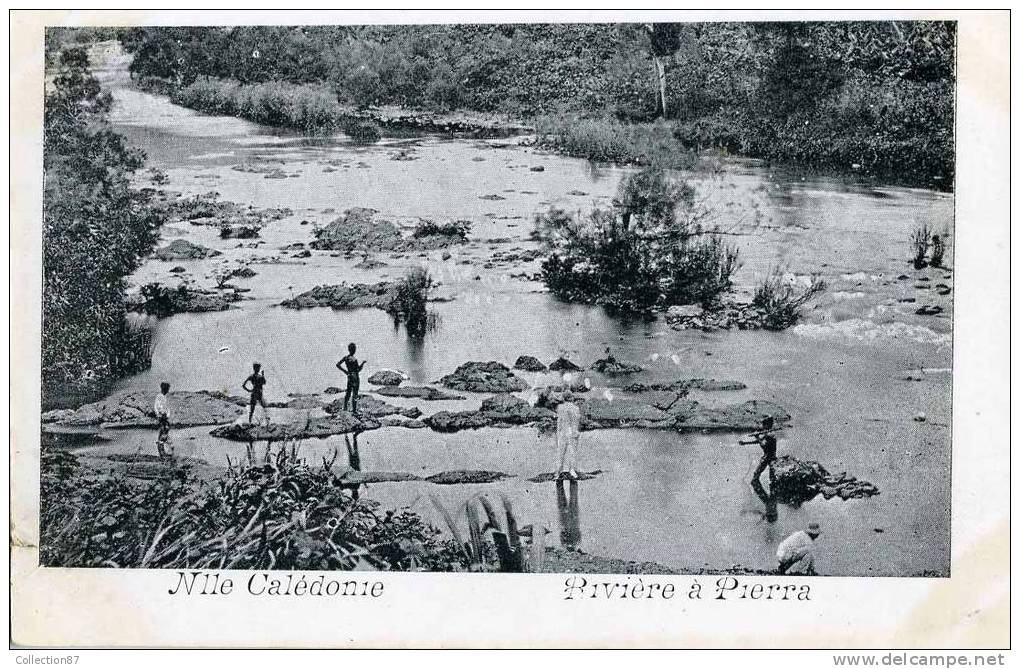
top-left (40, 448), bottom-right (466, 570)
top-left (43, 48), bottom-right (163, 396)
top-left (536, 169), bottom-right (739, 312)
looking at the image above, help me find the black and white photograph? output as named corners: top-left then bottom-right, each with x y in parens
top-left (10, 9), bottom-right (1011, 651)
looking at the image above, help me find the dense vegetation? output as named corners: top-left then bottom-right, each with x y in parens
top-left (118, 22), bottom-right (955, 188)
top-left (40, 448), bottom-right (466, 570)
top-left (43, 47), bottom-right (163, 399)
top-left (535, 168), bottom-right (740, 313)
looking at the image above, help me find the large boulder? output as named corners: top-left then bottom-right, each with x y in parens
top-left (439, 361), bottom-right (529, 393)
top-left (772, 455), bottom-right (879, 505)
top-left (153, 239), bottom-right (221, 261)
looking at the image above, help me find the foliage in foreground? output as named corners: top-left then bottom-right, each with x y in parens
top-left (40, 448), bottom-right (467, 571)
top-left (535, 169), bottom-right (740, 312)
top-left (43, 48), bottom-right (163, 395)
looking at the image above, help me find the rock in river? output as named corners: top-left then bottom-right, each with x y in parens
top-left (425, 470), bottom-right (514, 485)
top-left (513, 355), bottom-right (547, 372)
top-left (439, 361), bottom-right (529, 393)
top-left (368, 370), bottom-right (404, 386)
top-left (425, 393), bottom-right (555, 432)
top-left (210, 413), bottom-right (381, 441)
top-left (589, 355), bottom-right (643, 375)
top-left (47, 390), bottom-right (245, 428)
top-left (324, 394), bottom-right (422, 419)
top-left (771, 456), bottom-right (879, 505)
top-left (674, 400), bottom-right (791, 432)
top-left (376, 385), bottom-right (466, 401)
top-left (548, 356), bottom-right (582, 372)
top-left (153, 239), bottom-right (221, 261)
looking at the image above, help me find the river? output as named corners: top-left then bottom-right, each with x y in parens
top-left (77, 42), bottom-right (954, 576)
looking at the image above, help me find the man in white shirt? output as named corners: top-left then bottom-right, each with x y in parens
top-left (776, 522), bottom-right (821, 575)
top-left (554, 390), bottom-right (582, 480)
top-left (153, 381), bottom-right (172, 459)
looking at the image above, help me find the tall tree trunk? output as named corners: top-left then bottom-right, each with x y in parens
top-left (654, 55), bottom-right (668, 119)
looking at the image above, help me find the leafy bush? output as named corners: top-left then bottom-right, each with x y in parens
top-left (536, 169), bottom-right (739, 312)
top-left (40, 447), bottom-right (467, 570)
top-left (752, 269), bottom-right (827, 330)
top-left (389, 267), bottom-right (434, 337)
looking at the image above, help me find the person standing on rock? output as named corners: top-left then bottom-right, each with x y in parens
top-left (243, 362), bottom-right (269, 425)
top-left (153, 381), bottom-right (172, 459)
top-left (337, 343), bottom-right (367, 415)
top-left (776, 522), bottom-right (822, 575)
top-left (740, 415), bottom-right (778, 487)
top-left (554, 391), bottom-right (582, 480)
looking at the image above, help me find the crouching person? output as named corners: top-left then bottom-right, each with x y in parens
top-left (777, 522), bottom-right (822, 575)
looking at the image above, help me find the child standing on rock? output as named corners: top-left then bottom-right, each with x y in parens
top-left (741, 415), bottom-right (778, 488)
top-left (243, 362), bottom-right (269, 425)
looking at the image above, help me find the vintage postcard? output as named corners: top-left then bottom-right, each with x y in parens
top-left (10, 9), bottom-right (1010, 649)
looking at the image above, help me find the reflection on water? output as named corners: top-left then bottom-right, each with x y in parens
top-left (751, 477), bottom-right (779, 524)
top-left (555, 479), bottom-right (582, 551)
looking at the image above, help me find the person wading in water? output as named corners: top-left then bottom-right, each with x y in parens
top-left (740, 415), bottom-right (778, 487)
top-left (336, 343), bottom-right (367, 415)
top-left (242, 362), bottom-right (269, 425)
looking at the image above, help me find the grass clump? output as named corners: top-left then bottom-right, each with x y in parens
top-left (909, 221), bottom-right (931, 269)
top-left (752, 269), bottom-right (827, 330)
top-left (535, 168), bottom-right (739, 313)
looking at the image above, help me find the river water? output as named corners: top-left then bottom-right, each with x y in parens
top-left (79, 43), bottom-right (953, 576)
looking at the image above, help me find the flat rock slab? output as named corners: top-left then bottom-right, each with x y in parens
top-left (376, 385), bottom-right (466, 401)
top-left (526, 470), bottom-right (603, 483)
top-left (439, 361), bottom-right (529, 393)
top-left (378, 416), bottom-right (427, 429)
top-left (425, 470), bottom-right (515, 485)
top-left (675, 400), bottom-right (791, 432)
top-left (772, 456), bottom-right (879, 505)
top-left (338, 471), bottom-right (421, 485)
top-left (210, 414), bottom-right (381, 441)
top-left (581, 398), bottom-right (672, 428)
top-left (624, 379), bottom-right (747, 393)
top-left (323, 394), bottom-right (422, 419)
top-left (46, 390), bottom-right (245, 428)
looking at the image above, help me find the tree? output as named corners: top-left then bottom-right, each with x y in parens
top-left (646, 23), bottom-right (684, 118)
